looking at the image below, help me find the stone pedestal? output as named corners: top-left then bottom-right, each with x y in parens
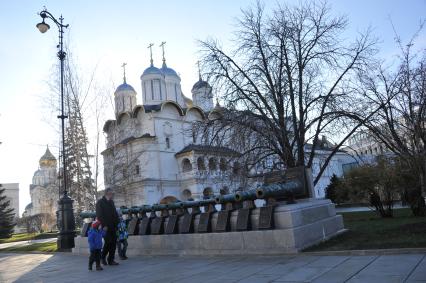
top-left (73, 199), bottom-right (344, 255)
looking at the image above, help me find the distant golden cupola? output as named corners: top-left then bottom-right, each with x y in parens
top-left (183, 95), bottom-right (194, 108)
top-left (39, 146), bottom-right (57, 168)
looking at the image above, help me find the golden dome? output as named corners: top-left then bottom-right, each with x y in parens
top-left (39, 146), bottom-right (57, 167)
top-left (183, 95), bottom-right (193, 108)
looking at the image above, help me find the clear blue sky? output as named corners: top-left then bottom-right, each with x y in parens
top-left (0, 0), bottom-right (425, 215)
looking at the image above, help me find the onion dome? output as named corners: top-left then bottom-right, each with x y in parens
top-left (192, 79), bottom-right (210, 91)
top-left (142, 65), bottom-right (162, 76)
top-left (183, 95), bottom-right (193, 108)
top-left (116, 63), bottom-right (136, 94)
top-left (115, 82), bottom-right (136, 93)
top-left (161, 62), bottom-right (179, 77)
top-left (192, 62), bottom-right (210, 91)
top-left (213, 98), bottom-right (225, 112)
top-left (39, 146), bottom-right (57, 167)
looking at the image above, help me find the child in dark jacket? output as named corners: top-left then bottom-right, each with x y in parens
top-left (116, 209), bottom-right (129, 260)
top-left (88, 219), bottom-right (106, 271)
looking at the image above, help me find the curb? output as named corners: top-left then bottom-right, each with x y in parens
top-left (302, 248), bottom-right (426, 256)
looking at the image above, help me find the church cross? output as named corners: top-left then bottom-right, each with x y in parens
top-left (147, 43), bottom-right (154, 66)
top-left (159, 41), bottom-right (166, 64)
top-left (121, 62), bottom-right (127, 83)
top-left (197, 60), bottom-right (202, 80)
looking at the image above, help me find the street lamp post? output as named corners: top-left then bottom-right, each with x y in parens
top-left (37, 8), bottom-right (75, 251)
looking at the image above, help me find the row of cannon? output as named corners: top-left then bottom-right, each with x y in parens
top-left (80, 179), bottom-right (304, 236)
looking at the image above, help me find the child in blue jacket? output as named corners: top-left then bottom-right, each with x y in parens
top-left (116, 209), bottom-right (129, 260)
top-left (88, 219), bottom-right (106, 271)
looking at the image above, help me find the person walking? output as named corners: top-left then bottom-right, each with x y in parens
top-left (96, 188), bottom-right (120, 266)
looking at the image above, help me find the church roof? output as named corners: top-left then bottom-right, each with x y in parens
top-left (142, 65), bottom-right (162, 76)
top-left (192, 79), bottom-right (210, 91)
top-left (40, 146), bottom-right (56, 162)
top-left (161, 62), bottom-right (179, 77)
top-left (115, 83), bottom-right (136, 93)
top-left (175, 144), bottom-right (240, 157)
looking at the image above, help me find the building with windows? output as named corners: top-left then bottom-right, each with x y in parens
top-left (346, 130), bottom-right (389, 165)
top-left (102, 52), bottom-right (356, 206)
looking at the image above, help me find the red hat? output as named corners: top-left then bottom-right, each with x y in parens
top-left (92, 219), bottom-right (101, 229)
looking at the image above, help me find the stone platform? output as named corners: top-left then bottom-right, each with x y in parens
top-left (73, 199), bottom-right (344, 256)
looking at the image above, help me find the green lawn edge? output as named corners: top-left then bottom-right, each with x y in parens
top-left (0, 232), bottom-right (57, 244)
top-left (305, 208), bottom-right (426, 252)
top-left (0, 241), bottom-right (58, 252)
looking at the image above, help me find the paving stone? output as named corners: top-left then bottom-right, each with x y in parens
top-left (347, 254), bottom-right (424, 283)
top-left (0, 252), bottom-right (424, 283)
top-left (236, 274), bottom-right (281, 283)
top-left (274, 266), bottom-right (332, 282)
top-left (258, 256), bottom-right (319, 275)
top-left (312, 256), bottom-right (377, 283)
top-left (406, 255), bottom-right (426, 281)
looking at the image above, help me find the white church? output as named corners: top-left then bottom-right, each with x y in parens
top-left (102, 46), bottom-right (357, 207)
top-left (23, 146), bottom-right (58, 230)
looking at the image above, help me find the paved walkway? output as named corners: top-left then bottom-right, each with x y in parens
top-left (0, 252), bottom-right (425, 283)
top-left (0, 238), bottom-right (56, 250)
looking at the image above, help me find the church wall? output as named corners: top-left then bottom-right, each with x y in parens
top-left (135, 109), bottom-right (154, 137)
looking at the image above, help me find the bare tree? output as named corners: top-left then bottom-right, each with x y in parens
top-left (198, 1), bottom-right (379, 185)
top-left (361, 22), bottom-right (426, 215)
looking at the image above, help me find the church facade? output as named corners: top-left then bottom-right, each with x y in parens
top-left (103, 54), bottom-right (243, 207)
top-left (23, 146), bottom-right (58, 230)
top-left (102, 52), bottom-right (357, 206)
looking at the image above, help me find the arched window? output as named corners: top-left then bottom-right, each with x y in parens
top-left (197, 157), bottom-right (206, 171)
top-left (166, 137), bottom-right (170, 149)
top-left (182, 158), bottom-right (192, 172)
top-left (219, 158), bottom-right (228, 171)
top-left (208, 158), bottom-right (217, 171)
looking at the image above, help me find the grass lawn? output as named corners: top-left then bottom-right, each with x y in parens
top-left (0, 232), bottom-right (57, 244)
top-left (305, 208), bottom-right (426, 252)
top-left (0, 241), bottom-right (58, 252)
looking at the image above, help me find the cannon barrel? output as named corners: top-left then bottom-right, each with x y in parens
top-left (198, 198), bottom-right (217, 206)
top-left (180, 200), bottom-right (201, 209)
top-left (234, 190), bottom-right (257, 202)
top-left (128, 206), bottom-right (142, 214)
top-left (166, 202), bottom-right (183, 210)
top-left (151, 203), bottom-right (168, 211)
top-left (255, 180), bottom-right (302, 199)
top-left (80, 211), bottom-right (96, 219)
top-left (139, 205), bottom-right (153, 213)
top-left (215, 193), bottom-right (237, 204)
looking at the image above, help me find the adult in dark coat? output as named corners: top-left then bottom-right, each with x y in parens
top-left (96, 188), bottom-right (119, 265)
